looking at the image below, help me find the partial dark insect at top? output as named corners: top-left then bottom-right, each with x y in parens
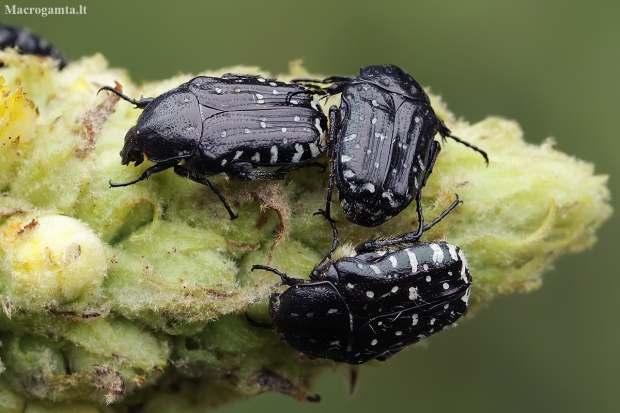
top-left (252, 199), bottom-right (472, 364)
top-left (295, 64), bottom-right (488, 238)
top-left (99, 74), bottom-right (328, 219)
top-left (0, 23), bottom-right (68, 69)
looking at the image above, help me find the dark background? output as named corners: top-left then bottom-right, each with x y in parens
top-left (5, 1), bottom-right (619, 412)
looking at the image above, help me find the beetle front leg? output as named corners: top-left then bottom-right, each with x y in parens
top-left (109, 160), bottom-right (177, 187)
top-left (251, 265), bottom-right (306, 286)
top-left (173, 165), bottom-right (238, 220)
top-left (97, 86), bottom-right (154, 109)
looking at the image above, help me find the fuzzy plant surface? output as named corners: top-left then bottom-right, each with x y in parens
top-left (0, 51), bottom-right (612, 412)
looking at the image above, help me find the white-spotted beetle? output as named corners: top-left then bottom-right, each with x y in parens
top-left (252, 199), bottom-right (471, 364)
top-left (0, 23), bottom-right (67, 69)
top-left (295, 64), bottom-right (488, 237)
top-left (99, 74), bottom-right (328, 219)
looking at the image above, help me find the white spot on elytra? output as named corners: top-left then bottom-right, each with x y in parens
top-left (357, 263), bottom-right (364, 269)
top-left (409, 287), bottom-right (419, 300)
top-left (370, 265), bottom-right (381, 275)
top-left (430, 318), bottom-right (436, 325)
top-left (292, 144), bottom-right (304, 163)
top-left (430, 243), bottom-right (444, 263)
top-left (425, 275), bottom-right (431, 282)
top-left (366, 290), bottom-right (375, 298)
top-left (423, 264), bottom-right (429, 271)
top-left (257, 99), bottom-right (264, 104)
top-left (221, 159), bottom-right (227, 166)
top-left (344, 134), bottom-right (357, 142)
top-left (233, 151), bottom-right (243, 160)
top-left (294, 116), bottom-right (301, 122)
top-left (255, 93), bottom-right (264, 99)
top-left (260, 121), bottom-right (267, 128)
top-left (389, 256), bottom-right (398, 268)
top-left (272, 89), bottom-right (279, 94)
top-left (371, 339), bottom-right (378, 346)
top-left (220, 131), bottom-right (227, 138)
top-left (309, 143), bottom-right (320, 157)
top-left (444, 303), bottom-right (450, 309)
top-left (458, 249), bottom-right (469, 281)
top-left (363, 183), bottom-right (375, 193)
top-left (371, 117), bottom-right (377, 124)
top-left (290, 99), bottom-right (299, 105)
top-left (395, 331), bottom-right (402, 336)
top-left (405, 249), bottom-right (418, 273)
top-left (414, 116), bottom-right (421, 123)
top-left (270, 82), bottom-right (277, 86)
top-left (346, 283), bottom-right (354, 289)
top-left (283, 138), bottom-right (288, 144)
top-left (343, 170), bottom-right (355, 178)
top-left (215, 88), bottom-right (222, 94)
top-left (270, 145), bottom-right (278, 164)
top-left (391, 286), bottom-right (399, 293)
top-left (412, 314), bottom-right (419, 325)
top-left (315, 118), bottom-right (324, 135)
top-left (374, 162), bottom-right (380, 168)
top-left (462, 287), bottom-right (471, 304)
top-left (258, 78), bottom-right (265, 82)
top-left (328, 308), bottom-right (338, 314)
top-left (341, 154), bottom-right (352, 163)
top-left (443, 282), bottom-right (450, 290)
top-left (448, 243), bottom-right (458, 261)
top-left (244, 128), bottom-right (251, 134)
top-left (251, 152), bottom-right (260, 162)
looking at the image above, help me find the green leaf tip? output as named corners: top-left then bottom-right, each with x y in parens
top-left (0, 53), bottom-right (612, 411)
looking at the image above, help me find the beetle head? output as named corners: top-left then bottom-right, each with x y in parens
top-left (119, 88), bottom-right (203, 166)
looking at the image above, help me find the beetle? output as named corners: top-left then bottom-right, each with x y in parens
top-left (0, 23), bottom-right (67, 69)
top-left (295, 64), bottom-right (488, 239)
top-left (252, 199), bottom-right (471, 364)
top-left (99, 74), bottom-right (328, 219)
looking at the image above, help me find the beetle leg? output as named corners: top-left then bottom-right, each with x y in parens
top-left (245, 313), bottom-right (273, 329)
top-left (316, 105), bottom-right (341, 225)
top-left (173, 165), bottom-right (238, 220)
top-left (228, 162), bottom-right (325, 181)
top-left (355, 197), bottom-right (461, 252)
top-left (251, 265), bottom-right (306, 286)
top-left (109, 161), bottom-right (177, 187)
top-left (97, 86), bottom-right (154, 109)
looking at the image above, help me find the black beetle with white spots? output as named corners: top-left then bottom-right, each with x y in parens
top-left (100, 73), bottom-right (328, 219)
top-left (252, 204), bottom-right (472, 365)
top-left (295, 64), bottom-right (488, 235)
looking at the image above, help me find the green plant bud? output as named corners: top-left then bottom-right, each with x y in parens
top-left (0, 52), bottom-right (611, 411)
top-left (1, 214), bottom-right (108, 310)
